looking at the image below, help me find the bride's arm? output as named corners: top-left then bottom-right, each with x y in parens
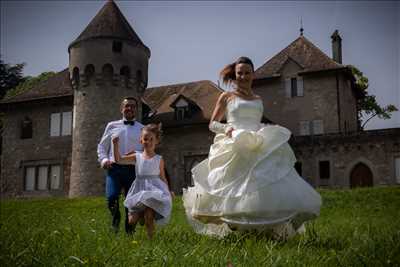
top-left (209, 92), bottom-right (234, 136)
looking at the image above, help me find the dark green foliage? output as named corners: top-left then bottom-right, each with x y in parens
top-left (3, 71), bottom-right (56, 100)
top-left (1, 187), bottom-right (399, 266)
top-left (0, 58), bottom-right (26, 99)
top-left (348, 65), bottom-right (398, 129)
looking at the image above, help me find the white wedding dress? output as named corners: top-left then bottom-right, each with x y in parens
top-left (182, 96), bottom-right (322, 238)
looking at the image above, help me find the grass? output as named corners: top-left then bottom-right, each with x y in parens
top-left (1, 187), bottom-right (399, 266)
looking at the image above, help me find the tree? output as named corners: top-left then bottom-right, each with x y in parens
top-left (4, 71), bottom-right (56, 100)
top-left (348, 65), bottom-right (398, 129)
top-left (0, 58), bottom-right (27, 99)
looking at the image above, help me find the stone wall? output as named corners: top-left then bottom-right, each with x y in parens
top-left (0, 98), bottom-right (73, 197)
top-left (291, 128), bottom-right (400, 188)
top-left (157, 124), bottom-right (214, 193)
top-left (255, 66), bottom-right (347, 136)
top-left (338, 73), bottom-right (358, 132)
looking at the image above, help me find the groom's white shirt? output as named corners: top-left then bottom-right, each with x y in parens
top-left (97, 118), bottom-right (144, 166)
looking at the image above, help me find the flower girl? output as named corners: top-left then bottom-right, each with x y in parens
top-left (113, 124), bottom-right (172, 239)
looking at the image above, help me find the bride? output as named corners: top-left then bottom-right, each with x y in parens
top-left (182, 57), bottom-right (322, 238)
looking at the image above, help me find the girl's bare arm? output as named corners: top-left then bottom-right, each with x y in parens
top-left (159, 158), bottom-right (172, 190)
top-left (112, 137), bottom-right (136, 164)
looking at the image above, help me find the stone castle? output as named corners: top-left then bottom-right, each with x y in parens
top-left (1, 1), bottom-right (399, 198)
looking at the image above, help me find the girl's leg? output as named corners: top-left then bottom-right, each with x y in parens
top-left (128, 212), bottom-right (141, 225)
top-left (144, 207), bottom-right (155, 239)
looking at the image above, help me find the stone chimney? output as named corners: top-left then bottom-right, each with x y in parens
top-left (331, 30), bottom-right (342, 64)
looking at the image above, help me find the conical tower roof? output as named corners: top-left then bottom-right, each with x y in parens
top-left (68, 0), bottom-right (149, 55)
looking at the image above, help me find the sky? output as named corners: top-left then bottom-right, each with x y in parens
top-left (1, 0), bottom-right (399, 130)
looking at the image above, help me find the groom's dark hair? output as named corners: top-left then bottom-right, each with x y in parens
top-left (121, 97), bottom-right (138, 107)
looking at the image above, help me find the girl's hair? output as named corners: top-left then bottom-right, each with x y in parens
top-left (142, 123), bottom-right (162, 142)
top-left (219, 56), bottom-right (254, 85)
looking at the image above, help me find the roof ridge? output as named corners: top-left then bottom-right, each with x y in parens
top-left (255, 35), bottom-right (344, 79)
top-left (300, 36), bottom-right (343, 67)
top-left (255, 36), bottom-right (304, 74)
top-left (147, 79), bottom-right (211, 90)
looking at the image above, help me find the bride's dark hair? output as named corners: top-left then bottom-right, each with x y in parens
top-left (219, 56), bottom-right (254, 85)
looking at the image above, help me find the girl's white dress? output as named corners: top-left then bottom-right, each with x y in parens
top-left (182, 96), bottom-right (322, 238)
top-left (124, 152), bottom-right (172, 225)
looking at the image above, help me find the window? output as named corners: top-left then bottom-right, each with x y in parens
top-left (299, 121), bottom-right (310, 136)
top-left (21, 117), bottom-right (33, 139)
top-left (136, 70), bottom-right (146, 93)
top-left (50, 111), bottom-right (72, 137)
top-left (102, 64), bottom-right (114, 80)
top-left (24, 164), bottom-right (62, 191)
top-left (50, 165), bottom-right (61, 190)
top-left (294, 161), bottom-right (302, 176)
top-left (298, 120), bottom-right (324, 136)
top-left (176, 107), bottom-right (186, 120)
top-left (291, 78), bottom-right (297, 97)
top-left (319, 161), bottom-right (330, 179)
top-left (120, 66), bottom-right (130, 88)
top-left (174, 98), bottom-right (190, 120)
top-left (112, 41), bottom-right (123, 53)
top-left (312, 120), bottom-right (324, 135)
top-left (285, 76), bottom-right (304, 97)
top-left (37, 166), bottom-right (48, 190)
top-left (72, 67), bottom-right (80, 88)
top-left (25, 167), bottom-right (35, 191)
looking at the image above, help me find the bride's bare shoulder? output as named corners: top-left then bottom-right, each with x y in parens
top-left (218, 92), bottom-right (234, 104)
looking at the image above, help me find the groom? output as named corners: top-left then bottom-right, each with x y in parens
top-left (97, 97), bottom-right (144, 234)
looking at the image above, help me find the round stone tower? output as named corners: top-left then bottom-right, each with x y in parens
top-left (68, 0), bottom-right (150, 197)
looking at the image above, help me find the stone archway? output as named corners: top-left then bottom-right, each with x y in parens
top-left (350, 163), bottom-right (373, 188)
top-left (184, 155), bottom-right (206, 188)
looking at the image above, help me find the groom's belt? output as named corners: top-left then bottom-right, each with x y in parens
top-left (111, 163), bottom-right (135, 168)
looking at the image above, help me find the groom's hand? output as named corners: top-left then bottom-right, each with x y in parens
top-left (102, 160), bottom-right (113, 169)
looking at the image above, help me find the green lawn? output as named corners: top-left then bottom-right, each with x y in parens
top-left (1, 187), bottom-right (399, 266)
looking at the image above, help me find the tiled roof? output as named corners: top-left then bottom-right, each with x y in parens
top-left (143, 80), bottom-right (224, 126)
top-left (68, 0), bottom-right (149, 54)
top-left (255, 36), bottom-right (344, 79)
top-left (0, 69), bottom-right (73, 104)
top-left (0, 72), bottom-right (223, 127)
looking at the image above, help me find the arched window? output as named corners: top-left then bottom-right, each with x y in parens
top-left (136, 70), bottom-right (146, 92)
top-left (21, 116), bottom-right (33, 139)
top-left (120, 66), bottom-right (130, 88)
top-left (102, 64), bottom-right (114, 80)
top-left (84, 64), bottom-right (95, 78)
top-left (72, 67), bottom-right (80, 87)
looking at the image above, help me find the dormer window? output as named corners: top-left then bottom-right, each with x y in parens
top-left (170, 95), bottom-right (200, 121)
top-left (175, 98), bottom-right (189, 120)
top-left (112, 41), bottom-right (123, 53)
top-left (176, 107), bottom-right (187, 120)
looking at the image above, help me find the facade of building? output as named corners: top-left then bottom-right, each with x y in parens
top-left (1, 1), bottom-right (399, 198)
